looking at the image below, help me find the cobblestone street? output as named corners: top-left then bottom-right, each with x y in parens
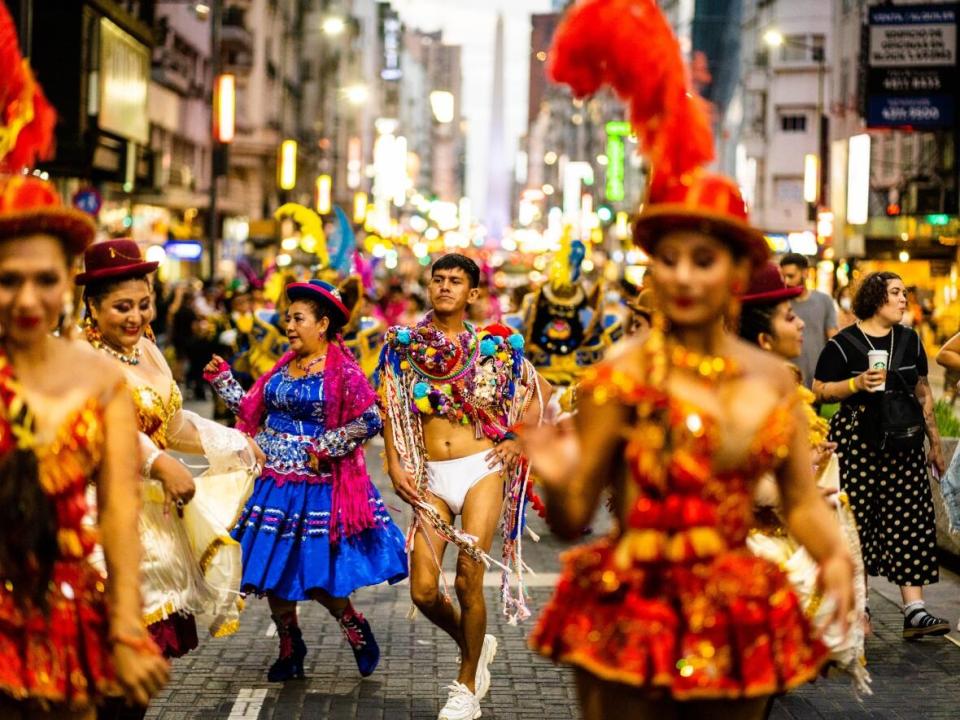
top-left (146, 426), bottom-right (960, 720)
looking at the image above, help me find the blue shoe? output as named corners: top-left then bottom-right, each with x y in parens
top-left (338, 604), bottom-right (380, 677)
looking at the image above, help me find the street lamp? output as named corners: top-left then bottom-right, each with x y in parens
top-left (322, 15), bottom-right (346, 36)
top-left (343, 83), bottom-right (369, 105)
top-left (764, 27), bottom-right (827, 221)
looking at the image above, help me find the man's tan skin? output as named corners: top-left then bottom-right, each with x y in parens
top-left (780, 261), bottom-right (839, 340)
top-left (383, 265), bottom-right (547, 694)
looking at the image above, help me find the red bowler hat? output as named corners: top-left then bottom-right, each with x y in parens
top-left (741, 262), bottom-right (804, 305)
top-left (286, 279), bottom-right (350, 322)
top-left (0, 175), bottom-right (96, 253)
top-left (633, 170), bottom-right (769, 269)
top-left (75, 238), bottom-right (159, 285)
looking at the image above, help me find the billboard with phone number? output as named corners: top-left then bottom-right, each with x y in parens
top-left (866, 3), bottom-right (958, 129)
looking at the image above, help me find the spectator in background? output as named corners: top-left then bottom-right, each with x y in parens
top-left (835, 285), bottom-right (856, 330)
top-left (813, 271), bottom-right (949, 639)
top-left (781, 253), bottom-right (839, 387)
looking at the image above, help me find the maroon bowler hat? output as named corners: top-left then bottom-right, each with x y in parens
top-left (75, 238), bottom-right (159, 286)
top-left (741, 261), bottom-right (804, 305)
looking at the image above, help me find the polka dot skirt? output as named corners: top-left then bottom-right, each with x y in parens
top-left (830, 404), bottom-right (938, 587)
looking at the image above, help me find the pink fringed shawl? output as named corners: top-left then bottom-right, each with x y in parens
top-left (236, 342), bottom-right (378, 542)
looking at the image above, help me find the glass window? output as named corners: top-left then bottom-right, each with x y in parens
top-left (774, 176), bottom-right (804, 203)
top-left (780, 114), bottom-right (808, 132)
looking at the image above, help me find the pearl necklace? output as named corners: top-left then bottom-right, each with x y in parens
top-left (98, 340), bottom-right (141, 366)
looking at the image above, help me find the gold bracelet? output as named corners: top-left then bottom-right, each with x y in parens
top-left (848, 377), bottom-right (857, 394)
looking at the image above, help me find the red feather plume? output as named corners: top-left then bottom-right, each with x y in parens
top-left (0, 0), bottom-right (56, 172)
top-left (547, 0), bottom-right (714, 187)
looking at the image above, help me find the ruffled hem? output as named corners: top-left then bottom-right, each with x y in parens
top-left (261, 467), bottom-right (330, 487)
top-left (529, 539), bottom-right (828, 699)
top-left (232, 476), bottom-right (408, 600)
top-left (148, 613), bottom-right (199, 659)
top-left (0, 562), bottom-right (119, 709)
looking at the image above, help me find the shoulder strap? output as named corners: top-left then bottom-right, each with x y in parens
top-left (839, 326), bottom-right (871, 357)
top-left (890, 325), bottom-right (912, 371)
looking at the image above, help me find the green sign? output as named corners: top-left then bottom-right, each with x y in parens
top-left (926, 214), bottom-right (950, 226)
top-left (606, 134), bottom-right (625, 202)
top-left (605, 120), bottom-right (631, 136)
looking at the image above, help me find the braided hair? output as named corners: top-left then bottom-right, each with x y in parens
top-left (0, 353), bottom-right (57, 611)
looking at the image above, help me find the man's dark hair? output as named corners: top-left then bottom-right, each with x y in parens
top-left (853, 271), bottom-right (901, 321)
top-left (779, 253), bottom-right (809, 270)
top-left (431, 253), bottom-right (480, 289)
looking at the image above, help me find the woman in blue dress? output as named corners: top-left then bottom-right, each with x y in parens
top-left (204, 280), bottom-right (408, 681)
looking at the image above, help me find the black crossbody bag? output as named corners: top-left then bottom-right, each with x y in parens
top-left (844, 326), bottom-right (926, 452)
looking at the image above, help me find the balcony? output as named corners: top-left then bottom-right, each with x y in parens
top-left (220, 6), bottom-right (253, 70)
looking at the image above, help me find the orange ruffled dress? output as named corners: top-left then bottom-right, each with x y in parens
top-left (530, 364), bottom-right (828, 699)
top-left (0, 393), bottom-right (118, 709)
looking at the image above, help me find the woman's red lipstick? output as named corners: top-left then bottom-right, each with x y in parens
top-left (14, 317), bottom-right (40, 329)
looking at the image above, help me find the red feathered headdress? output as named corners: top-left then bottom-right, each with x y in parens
top-left (548, 0), bottom-right (767, 266)
top-left (0, 2), bottom-right (94, 252)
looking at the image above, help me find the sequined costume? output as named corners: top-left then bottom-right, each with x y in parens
top-left (530, 357), bottom-right (829, 698)
top-left (0, 355), bottom-right (119, 708)
top-left (208, 345), bottom-right (408, 600)
top-left (504, 231), bottom-right (622, 397)
top-left (95, 338), bottom-right (254, 657)
top-left (747, 383), bottom-right (870, 694)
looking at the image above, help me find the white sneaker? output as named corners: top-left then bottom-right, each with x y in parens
top-left (474, 634), bottom-right (498, 700)
top-left (438, 682), bottom-right (481, 720)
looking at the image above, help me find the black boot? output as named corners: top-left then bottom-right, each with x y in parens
top-left (337, 602), bottom-right (380, 677)
top-left (268, 613), bottom-right (307, 681)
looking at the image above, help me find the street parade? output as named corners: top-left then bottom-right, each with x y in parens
top-left (1, 1), bottom-right (960, 719)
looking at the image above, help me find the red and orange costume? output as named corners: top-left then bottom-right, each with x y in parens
top-left (0, 2), bottom-right (118, 706)
top-left (531, 0), bottom-right (829, 699)
top-left (0, 356), bottom-right (119, 708)
top-left (530, 347), bottom-right (828, 697)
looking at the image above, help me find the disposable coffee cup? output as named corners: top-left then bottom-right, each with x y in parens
top-left (867, 349), bottom-right (888, 391)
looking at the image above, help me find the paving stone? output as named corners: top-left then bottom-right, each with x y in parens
top-left (144, 429), bottom-right (960, 720)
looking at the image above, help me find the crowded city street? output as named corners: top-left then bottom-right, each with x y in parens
top-left (2, 1), bottom-right (960, 719)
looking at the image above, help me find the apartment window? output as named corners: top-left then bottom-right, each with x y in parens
top-left (774, 176), bottom-right (804, 204)
top-left (780, 34), bottom-right (825, 63)
top-left (780, 114), bottom-right (808, 132)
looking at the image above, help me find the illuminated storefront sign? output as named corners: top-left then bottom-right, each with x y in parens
top-left (99, 18), bottom-right (149, 144)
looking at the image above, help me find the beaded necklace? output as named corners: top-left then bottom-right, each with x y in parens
top-left (84, 323), bottom-right (142, 366)
top-left (399, 318), bottom-right (479, 382)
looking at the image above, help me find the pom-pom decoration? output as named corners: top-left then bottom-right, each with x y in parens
top-left (547, 0), bottom-right (714, 190)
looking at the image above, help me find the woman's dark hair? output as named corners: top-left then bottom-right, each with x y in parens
top-left (738, 302), bottom-right (780, 347)
top-left (83, 273), bottom-right (152, 312)
top-left (0, 385), bottom-right (57, 612)
top-left (431, 253), bottom-right (481, 288)
top-left (852, 271), bottom-right (900, 321)
top-left (296, 297), bottom-right (347, 340)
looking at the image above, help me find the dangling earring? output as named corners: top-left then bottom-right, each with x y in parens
top-left (724, 295), bottom-right (742, 330)
top-left (83, 313), bottom-right (103, 347)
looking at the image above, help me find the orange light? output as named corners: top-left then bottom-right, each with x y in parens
top-left (213, 74), bottom-right (236, 143)
top-left (886, 203), bottom-right (901, 216)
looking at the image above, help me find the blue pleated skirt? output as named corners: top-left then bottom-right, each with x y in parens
top-left (231, 477), bottom-right (409, 601)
